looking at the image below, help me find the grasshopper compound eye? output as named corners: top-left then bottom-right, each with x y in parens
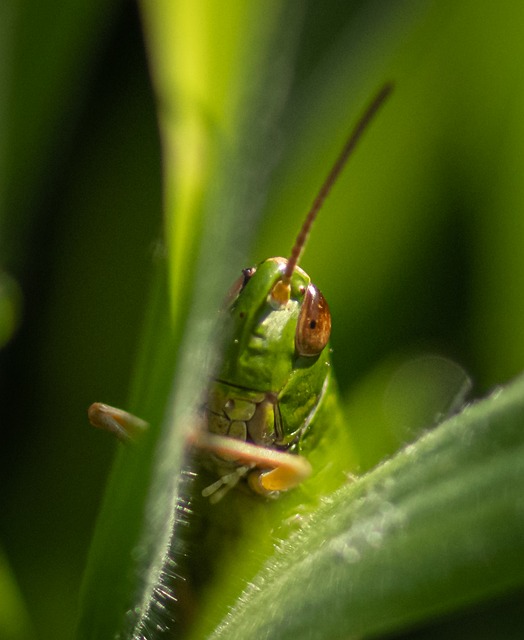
top-left (295, 284), bottom-right (331, 356)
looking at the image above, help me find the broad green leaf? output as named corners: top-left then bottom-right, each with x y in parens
top-left (207, 374), bottom-right (524, 639)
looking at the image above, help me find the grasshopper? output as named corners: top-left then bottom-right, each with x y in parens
top-left (89, 83), bottom-right (392, 502)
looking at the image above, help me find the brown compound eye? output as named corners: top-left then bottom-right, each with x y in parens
top-left (224, 267), bottom-right (256, 308)
top-left (295, 284), bottom-right (331, 356)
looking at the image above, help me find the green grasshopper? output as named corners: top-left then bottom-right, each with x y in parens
top-left (89, 83), bottom-right (392, 503)
top-left (88, 85), bottom-right (392, 636)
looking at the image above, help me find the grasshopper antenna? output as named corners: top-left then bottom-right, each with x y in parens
top-left (282, 83), bottom-right (393, 288)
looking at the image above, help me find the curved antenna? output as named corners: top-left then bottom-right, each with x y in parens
top-left (282, 82), bottom-right (393, 285)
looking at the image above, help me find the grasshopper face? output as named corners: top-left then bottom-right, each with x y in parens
top-left (218, 257), bottom-right (331, 395)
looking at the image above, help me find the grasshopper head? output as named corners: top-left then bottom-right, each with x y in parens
top-left (219, 257), bottom-right (331, 394)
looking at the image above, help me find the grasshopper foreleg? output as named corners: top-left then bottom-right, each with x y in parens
top-left (190, 431), bottom-right (312, 496)
top-left (88, 403), bottom-right (148, 443)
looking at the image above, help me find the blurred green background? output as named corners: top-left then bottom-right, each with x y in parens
top-left (2, 1), bottom-right (524, 638)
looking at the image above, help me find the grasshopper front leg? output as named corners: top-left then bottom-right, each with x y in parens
top-left (189, 430), bottom-right (312, 495)
top-left (88, 403), bottom-right (148, 443)
top-left (88, 403), bottom-right (312, 496)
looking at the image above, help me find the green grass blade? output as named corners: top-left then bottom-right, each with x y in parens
top-left (76, 3), bottom-right (304, 638)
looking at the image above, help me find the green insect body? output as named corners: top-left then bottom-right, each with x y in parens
top-left (181, 257), bottom-right (355, 635)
